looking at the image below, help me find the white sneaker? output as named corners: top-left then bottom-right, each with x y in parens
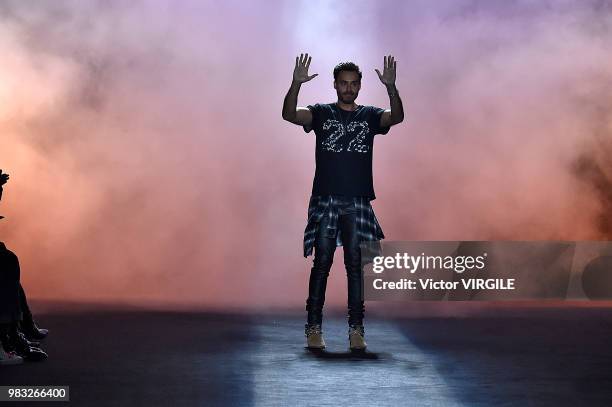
top-left (0, 343), bottom-right (24, 365)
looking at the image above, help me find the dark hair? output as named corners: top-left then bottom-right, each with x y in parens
top-left (333, 61), bottom-right (362, 81)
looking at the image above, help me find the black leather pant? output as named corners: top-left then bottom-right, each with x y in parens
top-left (0, 242), bottom-right (22, 324)
top-left (306, 197), bottom-right (364, 326)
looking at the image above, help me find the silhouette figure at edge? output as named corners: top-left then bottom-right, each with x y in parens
top-left (0, 169), bottom-right (48, 364)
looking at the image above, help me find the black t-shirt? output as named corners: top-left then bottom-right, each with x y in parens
top-left (303, 103), bottom-right (390, 200)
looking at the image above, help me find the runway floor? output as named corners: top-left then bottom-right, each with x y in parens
top-left (1, 304), bottom-right (611, 406)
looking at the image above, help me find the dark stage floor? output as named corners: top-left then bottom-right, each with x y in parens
top-left (1, 304), bottom-right (612, 406)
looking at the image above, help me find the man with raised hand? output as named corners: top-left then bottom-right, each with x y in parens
top-left (282, 54), bottom-right (404, 351)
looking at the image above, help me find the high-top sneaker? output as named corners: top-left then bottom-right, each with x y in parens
top-left (20, 317), bottom-right (48, 341)
top-left (348, 324), bottom-right (367, 350)
top-left (304, 324), bottom-right (326, 349)
top-left (0, 343), bottom-right (23, 365)
top-left (5, 331), bottom-right (47, 362)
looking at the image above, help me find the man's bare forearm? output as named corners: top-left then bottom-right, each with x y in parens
top-left (386, 84), bottom-right (404, 125)
top-left (282, 81), bottom-right (301, 121)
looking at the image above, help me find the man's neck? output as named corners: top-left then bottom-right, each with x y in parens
top-left (336, 100), bottom-right (358, 111)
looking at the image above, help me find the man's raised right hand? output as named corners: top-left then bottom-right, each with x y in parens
top-left (293, 53), bottom-right (318, 84)
top-left (0, 170), bottom-right (9, 186)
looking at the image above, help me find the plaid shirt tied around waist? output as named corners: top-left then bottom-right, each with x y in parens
top-left (303, 195), bottom-right (385, 259)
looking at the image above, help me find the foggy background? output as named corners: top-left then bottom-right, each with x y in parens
top-left (1, 0), bottom-right (612, 309)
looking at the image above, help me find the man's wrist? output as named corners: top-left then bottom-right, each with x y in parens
top-left (386, 84), bottom-right (398, 97)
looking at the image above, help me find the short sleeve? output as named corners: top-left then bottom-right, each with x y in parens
top-left (370, 106), bottom-right (391, 136)
top-left (303, 103), bottom-right (321, 134)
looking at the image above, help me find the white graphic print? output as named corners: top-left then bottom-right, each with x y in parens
top-left (346, 121), bottom-right (369, 153)
top-left (321, 119), bottom-right (344, 152)
top-left (321, 119), bottom-right (370, 153)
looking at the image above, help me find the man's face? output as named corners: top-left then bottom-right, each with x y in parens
top-left (334, 70), bottom-right (361, 104)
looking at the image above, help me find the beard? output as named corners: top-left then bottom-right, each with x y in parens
top-left (339, 93), bottom-right (357, 103)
